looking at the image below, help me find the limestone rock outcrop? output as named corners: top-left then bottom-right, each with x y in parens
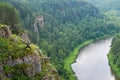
top-left (1, 53), bottom-right (41, 77)
top-left (0, 25), bottom-right (11, 37)
top-left (0, 24), bottom-right (61, 80)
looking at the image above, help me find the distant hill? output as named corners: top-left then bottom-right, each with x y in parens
top-left (83, 0), bottom-right (120, 12)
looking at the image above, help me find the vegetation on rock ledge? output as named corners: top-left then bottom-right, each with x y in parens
top-left (0, 25), bottom-right (60, 80)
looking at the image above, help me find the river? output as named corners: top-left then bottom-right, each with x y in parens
top-left (71, 38), bottom-right (117, 80)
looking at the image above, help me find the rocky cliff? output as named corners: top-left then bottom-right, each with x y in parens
top-left (0, 24), bottom-right (60, 80)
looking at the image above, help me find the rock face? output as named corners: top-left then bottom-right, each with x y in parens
top-left (0, 48), bottom-right (61, 80)
top-left (0, 64), bottom-right (4, 77)
top-left (0, 26), bottom-right (11, 37)
top-left (34, 16), bottom-right (44, 28)
top-left (0, 51), bottom-right (41, 77)
top-left (0, 50), bottom-right (61, 80)
top-left (23, 53), bottom-right (41, 76)
top-left (0, 24), bottom-right (61, 80)
top-left (20, 32), bottom-right (30, 43)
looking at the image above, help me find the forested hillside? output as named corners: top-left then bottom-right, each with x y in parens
top-left (83, 0), bottom-right (120, 29)
top-left (1, 0), bottom-right (120, 80)
top-left (0, 2), bottom-right (22, 34)
top-left (83, 0), bottom-right (120, 12)
top-left (108, 35), bottom-right (120, 79)
top-left (0, 0), bottom-right (35, 39)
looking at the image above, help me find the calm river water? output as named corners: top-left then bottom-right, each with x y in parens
top-left (71, 38), bottom-right (117, 80)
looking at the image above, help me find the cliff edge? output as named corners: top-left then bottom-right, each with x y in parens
top-left (0, 24), bottom-right (60, 80)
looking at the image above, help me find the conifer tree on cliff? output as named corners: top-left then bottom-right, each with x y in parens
top-left (0, 2), bottom-right (21, 34)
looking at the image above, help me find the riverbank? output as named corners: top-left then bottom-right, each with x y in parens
top-left (107, 34), bottom-right (120, 79)
top-left (63, 34), bottom-right (118, 80)
top-left (108, 51), bottom-right (120, 79)
top-left (64, 40), bottom-right (93, 80)
top-left (63, 35), bottom-right (115, 80)
top-left (72, 38), bottom-right (114, 80)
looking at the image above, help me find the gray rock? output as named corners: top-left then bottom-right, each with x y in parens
top-left (1, 52), bottom-right (41, 78)
top-left (0, 64), bottom-right (4, 76)
top-left (20, 32), bottom-right (30, 43)
top-left (24, 66), bottom-right (35, 77)
top-left (23, 54), bottom-right (41, 76)
top-left (0, 26), bottom-right (11, 38)
top-left (13, 58), bottom-right (23, 65)
top-left (2, 56), bottom-right (13, 66)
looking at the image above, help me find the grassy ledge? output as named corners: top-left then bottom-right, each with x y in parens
top-left (64, 40), bottom-right (93, 80)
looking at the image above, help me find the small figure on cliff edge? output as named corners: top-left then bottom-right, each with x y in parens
top-left (25, 40), bottom-right (31, 49)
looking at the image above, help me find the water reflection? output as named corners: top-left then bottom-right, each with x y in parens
top-left (72, 38), bottom-right (117, 80)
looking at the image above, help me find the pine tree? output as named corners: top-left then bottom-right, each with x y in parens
top-left (0, 2), bottom-right (21, 34)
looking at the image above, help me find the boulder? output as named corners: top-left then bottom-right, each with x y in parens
top-left (0, 26), bottom-right (11, 38)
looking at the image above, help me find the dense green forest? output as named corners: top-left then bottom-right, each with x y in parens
top-left (0, 2), bottom-right (22, 34)
top-left (84, 0), bottom-right (120, 27)
top-left (1, 0), bottom-right (120, 79)
top-left (21, 0), bottom-right (120, 79)
top-left (108, 35), bottom-right (120, 79)
top-left (83, 0), bottom-right (120, 12)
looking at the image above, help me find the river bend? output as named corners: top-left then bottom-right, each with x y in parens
top-left (71, 38), bottom-right (116, 80)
